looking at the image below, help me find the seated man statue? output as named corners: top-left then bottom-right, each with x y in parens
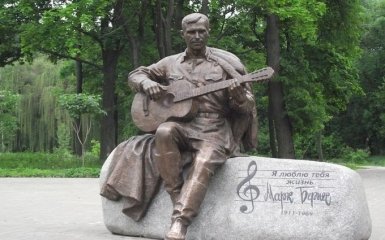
top-left (127, 13), bottom-right (257, 240)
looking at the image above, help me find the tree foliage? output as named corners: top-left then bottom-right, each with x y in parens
top-left (58, 93), bottom-right (105, 164)
top-left (0, 1), bottom-right (22, 66)
top-left (206, 0), bottom-right (363, 159)
top-left (0, 0), bottom-right (382, 161)
top-left (331, 0), bottom-right (385, 155)
top-left (58, 94), bottom-right (105, 119)
top-left (0, 90), bottom-right (19, 152)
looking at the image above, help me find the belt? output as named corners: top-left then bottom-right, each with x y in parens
top-left (196, 112), bottom-right (223, 119)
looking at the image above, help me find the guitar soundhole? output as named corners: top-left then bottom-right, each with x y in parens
top-left (161, 93), bottom-right (175, 107)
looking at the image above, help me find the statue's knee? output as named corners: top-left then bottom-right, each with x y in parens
top-left (155, 122), bottom-right (176, 140)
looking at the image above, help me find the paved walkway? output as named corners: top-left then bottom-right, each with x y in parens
top-left (0, 178), bottom-right (154, 240)
top-left (357, 167), bottom-right (385, 240)
top-left (0, 167), bottom-right (383, 240)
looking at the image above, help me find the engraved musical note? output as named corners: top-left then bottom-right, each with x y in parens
top-left (236, 160), bottom-right (260, 214)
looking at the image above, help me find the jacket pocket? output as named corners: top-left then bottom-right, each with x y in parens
top-left (205, 73), bottom-right (223, 82)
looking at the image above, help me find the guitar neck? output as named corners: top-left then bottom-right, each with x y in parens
top-left (173, 67), bottom-right (273, 103)
top-left (173, 78), bottom-right (245, 102)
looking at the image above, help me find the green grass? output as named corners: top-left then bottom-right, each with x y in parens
top-left (0, 152), bottom-right (101, 177)
top-left (2, 151), bottom-right (383, 177)
top-left (365, 155), bottom-right (385, 166)
top-left (0, 168), bottom-right (100, 177)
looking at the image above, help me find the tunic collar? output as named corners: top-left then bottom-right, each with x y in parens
top-left (179, 47), bottom-right (213, 63)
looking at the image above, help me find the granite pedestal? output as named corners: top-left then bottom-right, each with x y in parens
top-left (100, 154), bottom-right (371, 240)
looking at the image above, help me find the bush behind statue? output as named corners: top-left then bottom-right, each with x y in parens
top-left (342, 148), bottom-right (370, 164)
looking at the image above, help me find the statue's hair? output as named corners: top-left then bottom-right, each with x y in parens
top-left (181, 13), bottom-right (209, 31)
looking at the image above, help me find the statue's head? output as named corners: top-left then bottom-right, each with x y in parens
top-left (181, 13), bottom-right (210, 52)
top-left (181, 13), bottom-right (210, 32)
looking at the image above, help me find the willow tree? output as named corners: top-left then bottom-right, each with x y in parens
top-left (0, 56), bottom-right (73, 152)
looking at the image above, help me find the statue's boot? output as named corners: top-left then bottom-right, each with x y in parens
top-left (154, 151), bottom-right (183, 205)
top-left (166, 159), bottom-right (212, 239)
top-left (165, 218), bottom-right (187, 240)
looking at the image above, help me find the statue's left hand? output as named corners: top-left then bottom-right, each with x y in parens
top-left (142, 79), bottom-right (163, 100)
top-left (228, 79), bottom-right (247, 103)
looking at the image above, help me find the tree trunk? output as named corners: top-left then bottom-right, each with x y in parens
top-left (175, 0), bottom-right (184, 30)
top-left (315, 131), bottom-right (324, 161)
top-left (164, 0), bottom-right (174, 56)
top-left (76, 60), bottom-right (83, 94)
top-left (1, 131), bottom-right (4, 152)
top-left (74, 10), bottom-right (83, 156)
top-left (74, 59), bottom-right (83, 156)
top-left (201, 0), bottom-right (209, 15)
top-left (123, 0), bottom-right (149, 68)
top-left (128, 36), bottom-right (140, 68)
top-left (155, 0), bottom-right (166, 58)
top-left (265, 14), bottom-right (295, 159)
top-left (155, 0), bottom-right (174, 58)
top-left (100, 49), bottom-right (119, 160)
top-left (98, 0), bottom-right (125, 161)
top-left (268, 102), bottom-right (278, 158)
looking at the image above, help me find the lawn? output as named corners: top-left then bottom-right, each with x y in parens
top-left (329, 155), bottom-right (385, 170)
top-left (0, 152), bottom-right (101, 177)
top-left (1, 152), bottom-right (384, 177)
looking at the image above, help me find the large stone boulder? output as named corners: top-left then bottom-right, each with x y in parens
top-left (100, 154), bottom-right (372, 240)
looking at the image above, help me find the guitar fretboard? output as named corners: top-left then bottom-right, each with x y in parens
top-left (174, 79), bottom-right (234, 102)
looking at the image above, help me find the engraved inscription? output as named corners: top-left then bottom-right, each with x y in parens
top-left (236, 161), bottom-right (335, 215)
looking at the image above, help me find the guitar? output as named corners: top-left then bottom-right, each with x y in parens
top-left (131, 67), bottom-right (274, 132)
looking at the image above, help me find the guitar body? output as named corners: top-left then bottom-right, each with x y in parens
top-left (131, 80), bottom-right (198, 132)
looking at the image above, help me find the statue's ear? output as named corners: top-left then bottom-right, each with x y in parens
top-left (180, 30), bottom-right (184, 38)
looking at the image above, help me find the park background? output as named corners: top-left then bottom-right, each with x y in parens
top-left (1, 0), bottom-right (385, 177)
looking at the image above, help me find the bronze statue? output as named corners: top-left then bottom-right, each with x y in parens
top-left (126, 13), bottom-right (264, 240)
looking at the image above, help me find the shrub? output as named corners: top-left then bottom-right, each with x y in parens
top-left (342, 148), bottom-right (370, 164)
top-left (90, 139), bottom-right (100, 158)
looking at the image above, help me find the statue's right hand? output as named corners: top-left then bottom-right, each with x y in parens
top-left (141, 79), bottom-right (162, 100)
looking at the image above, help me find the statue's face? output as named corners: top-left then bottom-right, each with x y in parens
top-left (182, 21), bottom-right (209, 51)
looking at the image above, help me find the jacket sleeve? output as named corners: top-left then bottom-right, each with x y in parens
top-left (127, 58), bottom-right (168, 93)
